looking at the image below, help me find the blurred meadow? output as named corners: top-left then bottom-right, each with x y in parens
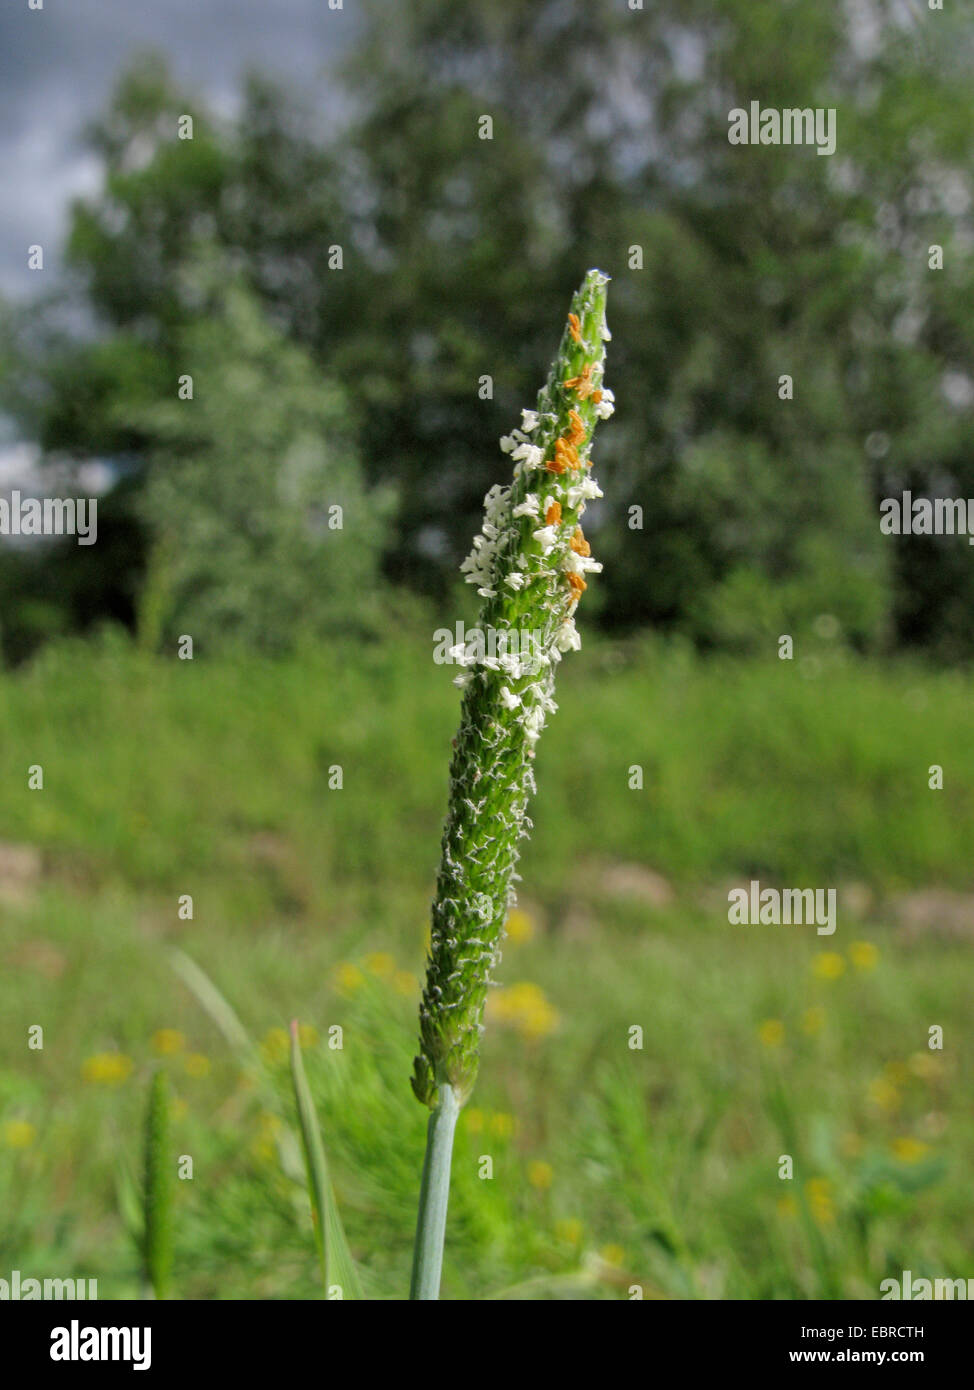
top-left (1, 635), bottom-right (972, 1298)
top-left (1, 0), bottom-right (973, 1299)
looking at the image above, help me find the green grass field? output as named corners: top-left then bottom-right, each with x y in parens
top-left (1, 631), bottom-right (971, 1298)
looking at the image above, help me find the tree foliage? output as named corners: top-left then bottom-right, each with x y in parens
top-left (2, 2), bottom-right (973, 659)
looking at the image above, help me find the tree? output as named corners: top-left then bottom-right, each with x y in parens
top-left (129, 272), bottom-right (393, 655)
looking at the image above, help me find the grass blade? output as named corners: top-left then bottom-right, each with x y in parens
top-left (170, 948), bottom-right (256, 1059)
top-left (143, 1069), bottom-right (175, 1299)
top-left (169, 948), bottom-right (305, 1184)
top-left (289, 1018), bottom-right (363, 1300)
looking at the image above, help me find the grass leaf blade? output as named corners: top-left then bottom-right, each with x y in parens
top-left (288, 1018), bottom-right (363, 1300)
top-left (143, 1069), bottom-right (175, 1299)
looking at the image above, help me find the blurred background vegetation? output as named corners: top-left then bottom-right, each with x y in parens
top-left (1, 0), bottom-right (973, 1299)
top-left (2, 0), bottom-right (973, 662)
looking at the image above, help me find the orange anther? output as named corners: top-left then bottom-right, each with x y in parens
top-left (553, 438), bottom-right (579, 471)
top-left (564, 363), bottom-right (593, 398)
top-left (545, 500), bottom-right (562, 525)
top-left (567, 312), bottom-right (582, 344)
top-left (566, 572), bottom-right (587, 597)
top-left (570, 527), bottom-right (591, 557)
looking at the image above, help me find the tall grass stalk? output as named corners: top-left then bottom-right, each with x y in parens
top-left (409, 270), bottom-right (614, 1298)
top-left (142, 1069), bottom-right (174, 1299)
top-left (409, 1082), bottom-right (461, 1299)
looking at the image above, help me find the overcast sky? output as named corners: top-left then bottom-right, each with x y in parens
top-left (0, 0), bottom-right (356, 301)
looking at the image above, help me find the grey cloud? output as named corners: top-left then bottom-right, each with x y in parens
top-left (0, 0), bottom-right (356, 297)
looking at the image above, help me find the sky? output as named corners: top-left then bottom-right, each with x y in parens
top-left (0, 0), bottom-right (356, 301)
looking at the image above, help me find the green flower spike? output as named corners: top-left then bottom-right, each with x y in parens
top-left (409, 270), bottom-right (613, 1298)
top-left (413, 269), bottom-right (613, 1112)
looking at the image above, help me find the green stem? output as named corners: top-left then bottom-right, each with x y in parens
top-left (409, 1082), bottom-right (461, 1299)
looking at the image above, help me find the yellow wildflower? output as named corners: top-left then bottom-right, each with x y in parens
top-left (333, 962), bottom-right (365, 996)
top-left (528, 1160), bottom-right (554, 1191)
top-left (251, 1110), bottom-right (281, 1164)
top-left (489, 981), bottom-right (559, 1039)
top-left (555, 1217), bottom-right (583, 1245)
top-left (505, 909), bottom-right (536, 945)
top-left (891, 1137), bottom-right (929, 1163)
top-left (867, 1077), bottom-right (901, 1113)
top-left (812, 952), bottom-right (845, 981)
top-left (758, 1019), bottom-right (785, 1048)
top-left (364, 951), bottom-right (395, 979)
top-left (183, 1053), bottom-right (211, 1078)
top-left (2, 1120), bottom-right (37, 1149)
top-left (805, 1177), bottom-right (835, 1225)
top-left (520, 999), bottom-right (559, 1039)
top-left (464, 1107), bottom-right (485, 1134)
top-left (260, 1028), bottom-right (290, 1065)
top-left (849, 941), bottom-right (879, 971)
top-left (151, 1029), bottom-right (186, 1056)
top-left (909, 1052), bottom-right (943, 1081)
top-left (81, 1053), bottom-right (134, 1085)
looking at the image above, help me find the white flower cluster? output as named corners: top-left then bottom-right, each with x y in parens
top-left (458, 482), bottom-right (514, 600)
top-left (455, 465), bottom-right (604, 743)
top-left (451, 271), bottom-right (613, 745)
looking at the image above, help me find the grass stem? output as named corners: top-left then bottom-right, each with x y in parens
top-left (409, 1082), bottom-right (461, 1299)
